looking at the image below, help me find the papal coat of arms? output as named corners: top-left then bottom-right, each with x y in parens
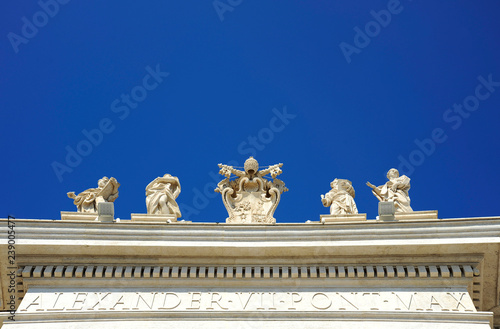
top-left (215, 157), bottom-right (288, 224)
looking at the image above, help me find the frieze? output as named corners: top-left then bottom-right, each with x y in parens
top-left (18, 290), bottom-right (476, 313)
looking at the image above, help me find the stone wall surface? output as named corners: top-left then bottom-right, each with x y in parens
top-left (1, 215), bottom-right (499, 328)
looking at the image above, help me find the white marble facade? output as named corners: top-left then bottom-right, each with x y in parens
top-left (1, 214), bottom-right (499, 328)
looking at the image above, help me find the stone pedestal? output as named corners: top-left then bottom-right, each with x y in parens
top-left (131, 213), bottom-right (178, 223)
top-left (61, 202), bottom-right (115, 222)
top-left (378, 201), bottom-right (396, 221)
top-left (60, 211), bottom-right (98, 221)
top-left (97, 202), bottom-right (114, 222)
top-left (395, 210), bottom-right (439, 220)
top-left (320, 213), bottom-right (367, 223)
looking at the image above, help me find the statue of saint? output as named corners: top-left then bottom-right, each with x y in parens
top-left (321, 179), bottom-right (358, 215)
top-left (366, 168), bottom-right (413, 212)
top-left (215, 157), bottom-right (288, 224)
top-left (67, 176), bottom-right (120, 213)
top-left (145, 174), bottom-right (182, 217)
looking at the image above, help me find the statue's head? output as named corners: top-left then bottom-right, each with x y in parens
top-left (332, 178), bottom-right (355, 197)
top-left (244, 157), bottom-right (259, 176)
top-left (337, 179), bottom-right (352, 190)
top-left (98, 176), bottom-right (109, 187)
top-left (387, 168), bottom-right (399, 179)
top-left (330, 178), bottom-right (339, 189)
top-left (340, 179), bottom-right (352, 190)
top-left (162, 174), bottom-right (179, 188)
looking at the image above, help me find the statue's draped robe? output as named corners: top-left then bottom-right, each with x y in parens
top-left (72, 188), bottom-right (101, 212)
top-left (376, 175), bottom-right (413, 212)
top-left (71, 179), bottom-right (119, 213)
top-left (324, 190), bottom-right (358, 215)
top-left (146, 179), bottom-right (181, 217)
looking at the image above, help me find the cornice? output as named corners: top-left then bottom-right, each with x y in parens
top-left (3, 217), bottom-right (500, 244)
top-left (2, 218), bottom-right (500, 261)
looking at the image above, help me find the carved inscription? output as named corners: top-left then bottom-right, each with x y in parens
top-left (18, 291), bottom-right (476, 313)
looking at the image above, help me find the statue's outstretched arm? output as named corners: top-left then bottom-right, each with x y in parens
top-left (321, 193), bottom-right (332, 207)
top-left (367, 182), bottom-right (385, 201)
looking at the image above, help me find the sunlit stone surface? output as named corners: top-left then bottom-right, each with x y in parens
top-left (367, 168), bottom-right (413, 212)
top-left (67, 176), bottom-right (120, 213)
top-left (215, 157), bottom-right (288, 224)
top-left (321, 178), bottom-right (358, 215)
top-left (145, 173), bottom-right (182, 217)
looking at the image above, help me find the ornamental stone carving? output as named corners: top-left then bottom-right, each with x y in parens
top-left (367, 168), bottom-right (413, 212)
top-left (67, 176), bottom-right (120, 213)
top-left (215, 157), bottom-right (288, 224)
top-left (145, 174), bottom-right (182, 218)
top-left (321, 178), bottom-right (358, 215)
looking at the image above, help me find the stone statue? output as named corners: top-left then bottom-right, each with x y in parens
top-left (67, 176), bottom-right (120, 213)
top-left (215, 157), bottom-right (288, 224)
top-left (145, 174), bottom-right (182, 217)
top-left (367, 168), bottom-right (413, 212)
top-left (321, 179), bottom-right (358, 215)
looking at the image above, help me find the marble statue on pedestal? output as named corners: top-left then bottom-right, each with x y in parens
top-left (321, 179), bottom-right (358, 215)
top-left (67, 176), bottom-right (120, 213)
top-left (367, 168), bottom-right (413, 212)
top-left (145, 174), bottom-right (182, 218)
top-left (215, 157), bottom-right (288, 224)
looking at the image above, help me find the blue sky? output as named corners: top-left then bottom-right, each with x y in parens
top-left (1, 0), bottom-right (500, 222)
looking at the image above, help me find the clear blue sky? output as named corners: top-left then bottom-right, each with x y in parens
top-left (1, 0), bottom-right (500, 222)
